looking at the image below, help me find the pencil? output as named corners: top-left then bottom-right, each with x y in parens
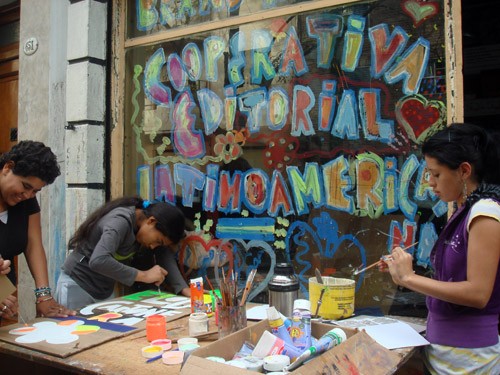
top-left (353, 241), bottom-right (418, 276)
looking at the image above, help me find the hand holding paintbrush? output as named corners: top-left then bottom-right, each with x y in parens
top-left (353, 242), bottom-right (418, 276)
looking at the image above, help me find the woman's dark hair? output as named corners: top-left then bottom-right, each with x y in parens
top-left (421, 123), bottom-right (500, 185)
top-left (68, 196), bottom-right (186, 249)
top-left (0, 140), bottom-right (60, 184)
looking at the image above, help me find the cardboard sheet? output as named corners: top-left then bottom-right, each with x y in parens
top-left (77, 290), bottom-right (191, 329)
top-left (0, 274), bottom-right (16, 302)
top-left (0, 316), bottom-right (137, 358)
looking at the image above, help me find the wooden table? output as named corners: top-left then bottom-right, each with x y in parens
top-left (0, 313), bottom-right (218, 375)
top-left (0, 313), bottom-right (423, 374)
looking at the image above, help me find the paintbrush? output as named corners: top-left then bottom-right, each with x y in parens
top-left (204, 276), bottom-right (222, 306)
top-left (314, 268), bottom-right (325, 317)
top-left (353, 241), bottom-right (419, 276)
top-left (18, 311), bottom-right (28, 326)
top-left (314, 288), bottom-right (326, 318)
top-left (314, 268), bottom-right (323, 284)
top-left (153, 253), bottom-right (161, 294)
top-left (239, 268), bottom-right (257, 306)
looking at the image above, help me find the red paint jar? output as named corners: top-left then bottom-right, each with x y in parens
top-left (146, 314), bottom-right (167, 342)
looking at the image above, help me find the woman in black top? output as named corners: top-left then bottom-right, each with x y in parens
top-left (0, 141), bottom-right (75, 319)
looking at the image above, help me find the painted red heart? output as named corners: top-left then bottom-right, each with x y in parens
top-left (396, 95), bottom-right (446, 143)
top-left (402, 0), bottom-right (439, 28)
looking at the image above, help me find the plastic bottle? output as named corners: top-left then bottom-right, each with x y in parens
top-left (190, 277), bottom-right (204, 313)
top-left (284, 327), bottom-right (347, 372)
top-left (267, 306), bottom-right (294, 346)
top-left (289, 299), bottom-right (312, 351)
top-left (252, 330), bottom-right (302, 360)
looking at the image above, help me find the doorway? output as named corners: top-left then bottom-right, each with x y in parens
top-left (0, 0), bottom-right (19, 154)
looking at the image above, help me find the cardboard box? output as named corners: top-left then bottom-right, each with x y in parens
top-left (181, 319), bottom-right (402, 375)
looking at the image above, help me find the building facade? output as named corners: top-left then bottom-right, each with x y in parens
top-left (3, 0), bottom-right (464, 320)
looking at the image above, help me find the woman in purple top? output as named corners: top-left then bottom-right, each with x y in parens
top-left (383, 123), bottom-right (500, 374)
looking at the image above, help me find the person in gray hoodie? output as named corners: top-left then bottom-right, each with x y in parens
top-left (55, 196), bottom-right (189, 310)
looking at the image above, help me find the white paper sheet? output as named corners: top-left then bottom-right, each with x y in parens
top-left (333, 314), bottom-right (427, 333)
top-left (246, 304), bottom-right (269, 320)
top-left (361, 321), bottom-right (430, 349)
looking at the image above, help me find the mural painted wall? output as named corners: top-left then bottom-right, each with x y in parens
top-left (123, 0), bottom-right (449, 310)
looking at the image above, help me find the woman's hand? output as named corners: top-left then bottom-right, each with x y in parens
top-left (36, 298), bottom-right (77, 318)
top-left (0, 295), bottom-right (18, 318)
top-left (136, 265), bottom-right (168, 285)
top-left (0, 257), bottom-right (11, 275)
top-left (384, 246), bottom-right (415, 287)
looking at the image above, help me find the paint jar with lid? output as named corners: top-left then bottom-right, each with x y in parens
top-left (189, 312), bottom-right (209, 336)
top-left (263, 354), bottom-right (290, 373)
top-left (146, 314), bottom-right (167, 342)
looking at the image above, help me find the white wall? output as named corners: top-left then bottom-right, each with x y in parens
top-left (17, 0), bottom-right (107, 320)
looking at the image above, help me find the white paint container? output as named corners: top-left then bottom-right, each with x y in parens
top-left (189, 312), bottom-right (209, 336)
top-left (263, 354), bottom-right (290, 372)
top-left (241, 356), bottom-right (264, 372)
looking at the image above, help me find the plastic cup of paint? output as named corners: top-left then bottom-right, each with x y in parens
top-left (151, 338), bottom-right (172, 351)
top-left (146, 314), bottom-right (167, 342)
top-left (177, 337), bottom-right (198, 350)
top-left (141, 345), bottom-right (164, 358)
top-left (162, 350), bottom-right (184, 365)
top-left (178, 343), bottom-right (200, 355)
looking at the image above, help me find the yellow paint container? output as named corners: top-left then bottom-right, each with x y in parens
top-left (308, 277), bottom-right (355, 320)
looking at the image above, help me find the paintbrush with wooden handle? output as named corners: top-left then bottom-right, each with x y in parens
top-left (353, 242), bottom-right (418, 276)
top-left (314, 268), bottom-right (325, 318)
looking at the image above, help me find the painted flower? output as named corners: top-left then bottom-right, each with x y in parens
top-left (214, 132), bottom-right (242, 163)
